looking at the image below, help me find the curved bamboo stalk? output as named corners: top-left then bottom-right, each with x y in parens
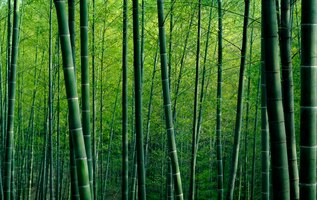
top-left (157, 0), bottom-right (184, 199)
top-left (53, 0), bottom-right (91, 199)
top-left (67, 1), bottom-right (79, 198)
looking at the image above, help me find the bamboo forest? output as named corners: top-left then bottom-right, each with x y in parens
top-left (0, 0), bottom-right (316, 199)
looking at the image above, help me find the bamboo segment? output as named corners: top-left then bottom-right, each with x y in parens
top-left (122, 0), bottom-right (129, 199)
top-left (262, 0), bottom-right (290, 198)
top-left (132, 0), bottom-right (146, 199)
top-left (216, 0), bottom-right (224, 198)
top-left (226, 1), bottom-right (250, 199)
top-left (3, 1), bottom-right (19, 199)
top-left (299, 0), bottom-right (317, 199)
top-left (53, 0), bottom-right (91, 199)
top-left (260, 11), bottom-right (270, 200)
top-left (157, 0), bottom-right (184, 199)
top-left (280, 0), bottom-right (299, 198)
top-left (189, 1), bottom-right (201, 199)
top-left (79, 0), bottom-right (93, 197)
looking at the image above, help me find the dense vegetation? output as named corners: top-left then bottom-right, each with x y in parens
top-left (0, 0), bottom-right (313, 199)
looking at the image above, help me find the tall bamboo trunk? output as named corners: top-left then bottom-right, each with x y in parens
top-left (54, 0), bottom-right (91, 199)
top-left (226, 1), bottom-right (250, 199)
top-left (279, 0), bottom-right (299, 198)
top-left (132, 0), bottom-right (146, 199)
top-left (4, 0), bottom-right (12, 152)
top-left (67, 1), bottom-right (79, 198)
top-left (216, 0), bottom-right (224, 198)
top-left (262, 0), bottom-right (290, 198)
top-left (49, 0), bottom-right (54, 198)
top-left (189, 1), bottom-right (201, 199)
top-left (157, 0), bottom-right (184, 199)
top-left (144, 48), bottom-right (158, 165)
top-left (55, 35), bottom-right (61, 200)
top-left (260, 10), bottom-right (270, 200)
top-left (299, 0), bottom-right (317, 199)
top-left (79, 0), bottom-right (93, 197)
top-left (122, 0), bottom-right (129, 199)
top-left (3, 1), bottom-right (19, 199)
top-left (91, 0), bottom-right (97, 198)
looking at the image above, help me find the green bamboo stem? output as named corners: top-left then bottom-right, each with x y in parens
top-left (42, 112), bottom-right (49, 200)
top-left (157, 0), bottom-right (184, 199)
top-left (91, 0), bottom-right (97, 198)
top-left (16, 74), bottom-right (24, 199)
top-left (53, 0), bottom-right (91, 199)
top-left (144, 47), bottom-right (158, 165)
top-left (132, 0), bottom-right (146, 199)
top-left (168, 0), bottom-right (174, 89)
top-left (262, 0), bottom-right (290, 198)
top-left (122, 0), bottom-right (128, 198)
top-left (0, 27), bottom-right (3, 200)
top-left (67, 1), bottom-right (79, 198)
top-left (131, 153), bottom-right (137, 200)
top-left (280, 0), bottom-right (299, 198)
top-left (299, 0), bottom-right (317, 199)
top-left (196, 0), bottom-right (214, 147)
top-left (167, 160), bottom-right (174, 200)
top-left (226, 1), bottom-right (250, 199)
top-left (3, 1), bottom-right (19, 199)
top-left (55, 35), bottom-right (61, 200)
top-left (260, 12), bottom-right (270, 200)
top-left (189, 1), bottom-right (201, 199)
top-left (68, 0), bottom-right (76, 80)
top-left (26, 40), bottom-right (39, 200)
top-left (216, 0), bottom-right (224, 198)
top-left (49, 1), bottom-right (54, 199)
top-left (79, 0), bottom-right (93, 197)
top-left (4, 0), bottom-right (12, 148)
top-left (248, 4), bottom-right (257, 198)
top-left (70, 127), bottom-right (80, 200)
top-left (98, 13), bottom-right (106, 199)
top-left (141, 0), bottom-right (145, 80)
top-left (172, 8), bottom-right (195, 123)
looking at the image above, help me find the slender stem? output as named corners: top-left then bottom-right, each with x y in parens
top-left (132, 0), bottom-right (146, 199)
top-left (3, 1), bottom-right (19, 199)
top-left (157, 0), bottom-right (184, 199)
top-left (122, 0), bottom-right (128, 198)
top-left (216, 0), bottom-right (224, 198)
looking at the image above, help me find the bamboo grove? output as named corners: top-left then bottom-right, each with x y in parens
top-left (0, 0), bottom-right (315, 199)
